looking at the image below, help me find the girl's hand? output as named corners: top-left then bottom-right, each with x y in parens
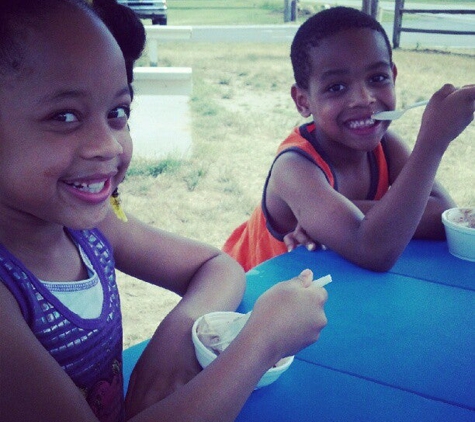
top-left (248, 270), bottom-right (328, 363)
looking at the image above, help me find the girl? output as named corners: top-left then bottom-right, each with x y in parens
top-left (0, 1), bottom-right (328, 421)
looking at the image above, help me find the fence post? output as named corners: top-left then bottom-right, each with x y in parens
top-left (393, 0), bottom-right (405, 49)
top-left (362, 0), bottom-right (380, 19)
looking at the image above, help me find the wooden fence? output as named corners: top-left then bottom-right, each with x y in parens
top-left (362, 0), bottom-right (379, 18)
top-left (392, 0), bottom-right (475, 48)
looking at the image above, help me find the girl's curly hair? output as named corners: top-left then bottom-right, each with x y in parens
top-left (0, 0), bottom-right (146, 88)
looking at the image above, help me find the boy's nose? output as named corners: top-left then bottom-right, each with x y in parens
top-left (349, 84), bottom-right (376, 107)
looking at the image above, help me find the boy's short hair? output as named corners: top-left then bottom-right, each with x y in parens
top-left (290, 6), bottom-right (392, 90)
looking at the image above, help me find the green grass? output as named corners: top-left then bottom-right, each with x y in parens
top-left (159, 0), bottom-right (475, 26)
top-left (167, 1), bottom-right (286, 25)
top-left (409, 0), bottom-right (474, 3)
top-left (127, 157), bottom-right (183, 177)
top-left (119, 3), bottom-right (475, 348)
top-left (125, 42), bottom-right (475, 245)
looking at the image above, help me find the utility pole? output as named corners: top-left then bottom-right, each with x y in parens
top-left (284, 0), bottom-right (298, 22)
top-left (284, 0), bottom-right (291, 22)
top-left (291, 0), bottom-right (297, 21)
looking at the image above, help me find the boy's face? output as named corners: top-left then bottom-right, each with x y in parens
top-left (0, 6), bottom-right (132, 230)
top-left (291, 28), bottom-right (397, 153)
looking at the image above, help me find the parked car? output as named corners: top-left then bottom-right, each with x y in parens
top-left (118, 0), bottom-right (167, 25)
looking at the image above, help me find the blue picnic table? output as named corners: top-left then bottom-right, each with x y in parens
top-left (123, 240), bottom-right (475, 421)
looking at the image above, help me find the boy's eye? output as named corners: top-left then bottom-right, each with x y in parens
top-left (53, 111), bottom-right (78, 123)
top-left (370, 74), bottom-right (389, 83)
top-left (328, 83), bottom-right (345, 93)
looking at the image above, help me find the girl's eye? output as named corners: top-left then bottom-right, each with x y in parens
top-left (53, 111), bottom-right (78, 123)
top-left (327, 83), bottom-right (345, 93)
top-left (109, 105), bottom-right (131, 130)
top-left (109, 106), bottom-right (130, 120)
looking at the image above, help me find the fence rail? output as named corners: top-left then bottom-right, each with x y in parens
top-left (392, 0), bottom-right (475, 48)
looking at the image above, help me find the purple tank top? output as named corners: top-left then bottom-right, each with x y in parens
top-left (0, 229), bottom-right (124, 422)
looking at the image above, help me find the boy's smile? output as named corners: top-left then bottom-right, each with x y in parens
top-left (292, 28), bottom-right (397, 159)
top-left (0, 6), bottom-right (132, 231)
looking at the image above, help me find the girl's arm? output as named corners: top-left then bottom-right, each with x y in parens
top-left (125, 270), bottom-right (328, 422)
top-left (98, 210), bottom-right (247, 416)
top-left (99, 210), bottom-right (245, 299)
top-left (0, 283), bottom-right (99, 422)
top-left (1, 269), bottom-right (328, 422)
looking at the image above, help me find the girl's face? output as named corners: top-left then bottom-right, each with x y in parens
top-left (291, 28), bottom-right (397, 156)
top-left (0, 7), bottom-right (132, 230)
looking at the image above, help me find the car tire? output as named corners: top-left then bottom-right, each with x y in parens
top-left (152, 16), bottom-right (167, 25)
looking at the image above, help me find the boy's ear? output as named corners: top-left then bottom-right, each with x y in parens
top-left (391, 62), bottom-right (398, 82)
top-left (291, 84), bottom-right (312, 118)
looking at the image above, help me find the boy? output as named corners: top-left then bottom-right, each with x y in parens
top-left (224, 7), bottom-right (474, 272)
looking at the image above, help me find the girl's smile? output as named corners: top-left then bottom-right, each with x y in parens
top-left (62, 176), bottom-right (114, 204)
top-left (0, 6), bottom-right (132, 231)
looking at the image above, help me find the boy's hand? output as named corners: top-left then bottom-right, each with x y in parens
top-left (419, 84), bottom-right (475, 151)
top-left (283, 223), bottom-right (323, 252)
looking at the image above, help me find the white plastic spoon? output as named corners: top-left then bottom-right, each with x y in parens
top-left (313, 274), bottom-right (332, 288)
top-left (372, 100), bottom-right (429, 121)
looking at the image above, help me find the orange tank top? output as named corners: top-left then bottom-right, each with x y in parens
top-left (223, 123), bottom-right (390, 271)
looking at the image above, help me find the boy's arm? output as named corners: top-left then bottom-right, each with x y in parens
top-left (273, 84), bottom-right (473, 271)
top-left (98, 211), bottom-right (247, 415)
top-left (380, 130), bottom-right (456, 239)
top-left (284, 174), bottom-right (454, 251)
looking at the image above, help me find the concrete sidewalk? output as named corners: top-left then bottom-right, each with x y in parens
top-left (128, 67), bottom-right (193, 160)
top-left (128, 94), bottom-right (192, 159)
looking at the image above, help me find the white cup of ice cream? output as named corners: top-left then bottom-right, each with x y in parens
top-left (442, 207), bottom-right (475, 262)
top-left (191, 311), bottom-right (294, 389)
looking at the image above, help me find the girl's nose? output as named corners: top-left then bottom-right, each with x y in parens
top-left (81, 122), bottom-right (124, 160)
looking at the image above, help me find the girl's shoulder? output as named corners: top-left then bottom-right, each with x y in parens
top-left (68, 227), bottom-right (113, 254)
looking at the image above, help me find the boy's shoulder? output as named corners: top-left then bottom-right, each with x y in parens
top-left (381, 129), bottom-right (411, 159)
top-left (278, 123), bottom-right (313, 151)
top-left (270, 124), bottom-right (336, 188)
